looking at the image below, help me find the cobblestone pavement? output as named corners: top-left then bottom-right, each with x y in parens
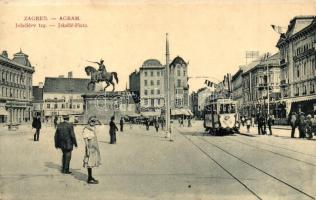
top-left (0, 121), bottom-right (315, 200)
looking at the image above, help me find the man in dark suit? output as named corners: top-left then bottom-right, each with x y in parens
top-left (54, 115), bottom-right (77, 174)
top-left (32, 115), bottom-right (42, 141)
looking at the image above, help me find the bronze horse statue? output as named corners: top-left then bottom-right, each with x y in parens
top-left (85, 66), bottom-right (119, 91)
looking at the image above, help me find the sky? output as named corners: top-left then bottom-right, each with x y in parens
top-left (0, 0), bottom-right (315, 92)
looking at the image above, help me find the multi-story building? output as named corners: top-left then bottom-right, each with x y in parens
top-left (43, 77), bottom-right (90, 121)
top-left (0, 50), bottom-right (34, 123)
top-left (276, 16), bottom-right (316, 116)
top-left (32, 82), bottom-right (44, 118)
top-left (242, 53), bottom-right (281, 117)
top-left (195, 87), bottom-right (212, 118)
top-left (231, 67), bottom-right (244, 114)
top-left (190, 91), bottom-right (198, 117)
top-left (169, 56), bottom-right (190, 111)
top-left (129, 59), bottom-right (165, 116)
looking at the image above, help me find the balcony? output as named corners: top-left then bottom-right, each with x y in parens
top-left (280, 59), bottom-right (287, 68)
top-left (280, 80), bottom-right (288, 88)
top-left (293, 48), bottom-right (314, 61)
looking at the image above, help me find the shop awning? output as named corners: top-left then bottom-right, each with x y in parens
top-left (141, 111), bottom-right (161, 117)
top-left (171, 109), bottom-right (193, 116)
top-left (0, 107), bottom-right (9, 116)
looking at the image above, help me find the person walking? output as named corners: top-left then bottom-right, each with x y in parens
top-left (109, 116), bottom-right (118, 144)
top-left (154, 118), bottom-right (159, 133)
top-left (298, 112), bottom-right (306, 138)
top-left (145, 119), bottom-right (150, 131)
top-left (82, 117), bottom-right (101, 184)
top-left (257, 113), bottom-right (263, 135)
top-left (188, 117), bottom-right (192, 127)
top-left (119, 117), bottom-right (124, 132)
top-left (246, 117), bottom-right (251, 133)
top-left (54, 115), bottom-right (77, 174)
top-left (32, 115), bottom-right (42, 141)
top-left (251, 115), bottom-right (255, 127)
top-left (267, 115), bottom-right (274, 135)
top-left (290, 112), bottom-right (297, 138)
top-left (54, 116), bottom-right (58, 129)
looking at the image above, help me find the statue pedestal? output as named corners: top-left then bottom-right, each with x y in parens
top-left (82, 91), bottom-right (136, 124)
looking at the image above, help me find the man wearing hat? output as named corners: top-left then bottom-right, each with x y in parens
top-left (54, 115), bottom-right (78, 174)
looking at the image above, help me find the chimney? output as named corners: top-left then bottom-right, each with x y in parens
top-left (68, 71), bottom-right (73, 78)
top-left (2, 51), bottom-right (8, 58)
top-left (39, 82), bottom-right (44, 88)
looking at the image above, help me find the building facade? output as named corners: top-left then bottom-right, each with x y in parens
top-left (169, 56), bottom-right (190, 111)
top-left (0, 50), bottom-right (34, 123)
top-left (43, 77), bottom-right (90, 121)
top-left (231, 68), bottom-right (244, 114)
top-left (130, 59), bottom-right (165, 116)
top-left (276, 16), bottom-right (316, 116)
top-left (242, 53), bottom-right (281, 118)
top-left (32, 83), bottom-right (44, 118)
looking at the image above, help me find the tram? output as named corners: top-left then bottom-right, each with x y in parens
top-left (203, 98), bottom-right (240, 135)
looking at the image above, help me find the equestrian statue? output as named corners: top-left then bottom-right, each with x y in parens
top-left (85, 59), bottom-right (119, 91)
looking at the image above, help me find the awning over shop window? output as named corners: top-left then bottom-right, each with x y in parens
top-left (0, 107), bottom-right (9, 116)
top-left (141, 111), bottom-right (161, 117)
top-left (171, 109), bottom-right (193, 116)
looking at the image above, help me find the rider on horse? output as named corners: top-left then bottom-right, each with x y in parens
top-left (89, 59), bottom-right (106, 80)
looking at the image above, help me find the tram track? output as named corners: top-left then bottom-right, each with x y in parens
top-left (234, 134), bottom-right (316, 158)
top-left (224, 137), bottom-right (316, 167)
top-left (177, 129), bottom-right (315, 200)
top-left (179, 131), bottom-right (262, 200)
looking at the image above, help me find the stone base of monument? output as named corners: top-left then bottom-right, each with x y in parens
top-left (82, 91), bottom-right (136, 124)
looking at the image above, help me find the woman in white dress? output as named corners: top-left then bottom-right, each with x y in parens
top-left (82, 117), bottom-right (101, 184)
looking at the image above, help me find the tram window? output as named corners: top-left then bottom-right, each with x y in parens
top-left (231, 104), bottom-right (236, 113)
top-left (220, 104), bottom-right (224, 114)
top-left (227, 104), bottom-right (231, 113)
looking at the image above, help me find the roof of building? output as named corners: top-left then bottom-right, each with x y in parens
top-left (44, 77), bottom-right (91, 93)
top-left (12, 50), bottom-right (32, 67)
top-left (0, 50), bottom-right (34, 72)
top-left (170, 56), bottom-right (186, 66)
top-left (277, 15), bottom-right (316, 46)
top-left (242, 52), bottom-right (279, 75)
top-left (142, 59), bottom-right (162, 67)
top-left (32, 86), bottom-right (43, 101)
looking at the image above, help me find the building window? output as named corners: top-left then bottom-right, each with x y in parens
top-left (61, 104), bottom-right (65, 109)
top-left (144, 80), bottom-right (147, 86)
top-left (151, 89), bottom-right (154, 95)
top-left (144, 98), bottom-right (148, 106)
top-left (157, 99), bottom-right (160, 105)
top-left (47, 104), bottom-right (50, 109)
top-left (310, 82), bottom-right (315, 93)
top-left (144, 90), bottom-right (148, 95)
top-left (150, 71), bottom-right (153, 77)
top-left (54, 104), bottom-right (58, 109)
top-left (77, 104), bottom-right (80, 109)
top-left (151, 99), bottom-right (155, 106)
top-left (157, 71), bottom-right (160, 76)
top-left (144, 71), bottom-right (147, 77)
top-left (303, 84), bottom-right (307, 95)
top-left (295, 86), bottom-right (299, 96)
top-left (177, 69), bottom-right (180, 76)
top-left (177, 79), bottom-right (181, 87)
top-left (150, 80), bottom-right (154, 86)
top-left (157, 89), bottom-right (160, 95)
top-left (297, 65), bottom-right (300, 78)
top-left (157, 80), bottom-right (160, 85)
top-left (183, 70), bottom-right (186, 76)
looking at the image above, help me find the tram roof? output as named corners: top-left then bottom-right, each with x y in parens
top-left (208, 98), bottom-right (237, 104)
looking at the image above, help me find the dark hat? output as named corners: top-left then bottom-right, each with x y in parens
top-left (88, 116), bottom-right (97, 123)
top-left (62, 115), bottom-right (70, 120)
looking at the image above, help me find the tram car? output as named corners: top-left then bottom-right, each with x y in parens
top-left (203, 98), bottom-right (240, 135)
